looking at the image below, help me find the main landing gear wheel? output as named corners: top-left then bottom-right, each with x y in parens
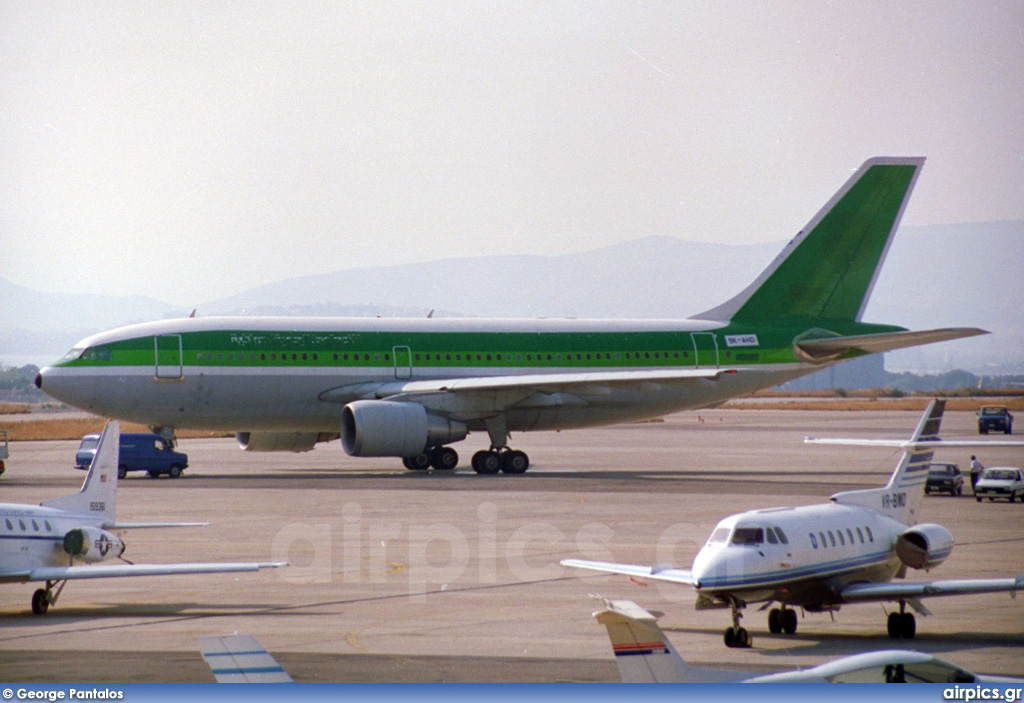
top-left (500, 450), bottom-right (529, 474)
top-left (471, 450), bottom-right (502, 474)
top-left (402, 454), bottom-right (431, 471)
top-left (429, 446), bottom-right (458, 471)
top-left (887, 608), bottom-right (916, 639)
top-left (31, 589), bottom-right (49, 615)
top-left (767, 607), bottom-right (797, 634)
top-left (470, 448), bottom-right (531, 474)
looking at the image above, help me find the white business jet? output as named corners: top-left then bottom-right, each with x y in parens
top-left (564, 400), bottom-right (1024, 647)
top-left (595, 599), bottom-right (1024, 683)
top-left (0, 421), bottom-right (285, 614)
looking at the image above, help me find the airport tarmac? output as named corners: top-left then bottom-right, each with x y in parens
top-left (2, 406), bottom-right (1023, 683)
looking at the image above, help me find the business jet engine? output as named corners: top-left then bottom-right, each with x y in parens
top-left (236, 432), bottom-right (338, 452)
top-left (341, 400), bottom-right (467, 457)
top-left (63, 527), bottom-right (125, 563)
top-left (895, 523), bottom-right (954, 570)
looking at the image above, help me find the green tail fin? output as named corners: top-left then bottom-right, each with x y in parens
top-left (696, 157), bottom-right (924, 323)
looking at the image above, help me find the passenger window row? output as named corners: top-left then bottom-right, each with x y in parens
top-left (191, 350), bottom-right (695, 365)
top-left (4, 518), bottom-right (53, 532)
top-left (809, 525), bottom-right (874, 549)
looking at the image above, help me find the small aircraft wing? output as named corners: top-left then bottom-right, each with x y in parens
top-left (3, 561), bottom-right (285, 584)
top-left (839, 573), bottom-right (1024, 605)
top-left (561, 559), bottom-right (696, 586)
top-left (200, 633), bottom-right (294, 683)
top-left (795, 327), bottom-right (987, 359)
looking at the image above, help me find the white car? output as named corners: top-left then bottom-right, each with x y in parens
top-left (974, 467), bottom-right (1024, 502)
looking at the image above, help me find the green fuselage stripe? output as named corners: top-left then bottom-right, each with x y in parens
top-left (57, 321), bottom-right (901, 371)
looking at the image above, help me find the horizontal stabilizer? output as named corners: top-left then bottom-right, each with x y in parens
top-left (200, 634), bottom-right (294, 683)
top-left (796, 327), bottom-right (987, 359)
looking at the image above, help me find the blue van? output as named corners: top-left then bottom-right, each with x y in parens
top-left (75, 432), bottom-right (189, 479)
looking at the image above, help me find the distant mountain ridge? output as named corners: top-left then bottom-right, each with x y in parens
top-left (3, 221), bottom-right (1021, 373)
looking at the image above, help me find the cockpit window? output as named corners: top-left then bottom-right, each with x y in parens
top-left (707, 527), bottom-right (731, 544)
top-left (62, 346), bottom-right (87, 361)
top-left (80, 346), bottom-right (113, 361)
top-left (731, 527), bottom-right (764, 545)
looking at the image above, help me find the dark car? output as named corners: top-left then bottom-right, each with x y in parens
top-left (75, 432), bottom-right (189, 479)
top-left (924, 462), bottom-right (963, 496)
top-left (977, 406), bottom-right (1013, 434)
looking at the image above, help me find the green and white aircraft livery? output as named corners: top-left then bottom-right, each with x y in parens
top-left (36, 158), bottom-right (985, 474)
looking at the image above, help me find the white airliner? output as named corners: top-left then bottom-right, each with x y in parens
top-left (35, 158), bottom-right (985, 474)
top-left (595, 599), bottom-right (1024, 683)
top-left (563, 400), bottom-right (1024, 647)
top-left (0, 421), bottom-right (285, 615)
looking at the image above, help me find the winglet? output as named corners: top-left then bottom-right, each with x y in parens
top-left (41, 420), bottom-right (119, 521)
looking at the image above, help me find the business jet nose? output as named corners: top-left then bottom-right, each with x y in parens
top-left (692, 547), bottom-right (754, 590)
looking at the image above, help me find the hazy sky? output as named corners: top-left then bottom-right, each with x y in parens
top-left (3, 2), bottom-right (1023, 307)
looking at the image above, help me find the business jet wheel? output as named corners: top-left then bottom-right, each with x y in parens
top-left (768, 608), bottom-right (782, 634)
top-left (500, 450), bottom-right (529, 474)
top-left (782, 608), bottom-right (798, 634)
top-left (430, 447), bottom-right (458, 471)
top-left (117, 465), bottom-right (128, 480)
top-left (472, 451), bottom-right (502, 474)
top-left (887, 611), bottom-right (916, 639)
top-left (724, 626), bottom-right (751, 648)
top-left (31, 589), bottom-right (49, 615)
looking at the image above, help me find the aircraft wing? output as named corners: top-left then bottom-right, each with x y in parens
top-left (561, 559), bottom-right (696, 586)
top-left (322, 368), bottom-right (741, 410)
top-left (0, 561), bottom-right (285, 584)
top-left (839, 573), bottom-right (1024, 604)
top-left (200, 634), bottom-right (294, 683)
top-left (796, 327), bottom-right (987, 359)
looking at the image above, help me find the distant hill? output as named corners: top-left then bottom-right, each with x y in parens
top-left (3, 221), bottom-right (1021, 374)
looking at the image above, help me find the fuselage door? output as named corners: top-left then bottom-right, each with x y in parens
top-left (393, 346), bottom-right (412, 380)
top-left (155, 334), bottom-right (183, 379)
top-left (691, 332), bottom-right (720, 369)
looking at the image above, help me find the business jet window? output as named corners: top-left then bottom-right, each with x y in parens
top-left (731, 527), bottom-right (764, 545)
top-left (774, 527), bottom-right (789, 544)
top-left (865, 526), bottom-right (874, 542)
top-left (856, 527), bottom-right (864, 543)
top-left (766, 528), bottom-right (778, 544)
top-left (809, 533), bottom-right (818, 549)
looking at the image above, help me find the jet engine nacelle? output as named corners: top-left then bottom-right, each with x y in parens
top-left (236, 432), bottom-right (336, 452)
top-left (895, 523), bottom-right (954, 570)
top-left (341, 400), bottom-right (467, 457)
top-left (63, 527), bottom-right (125, 563)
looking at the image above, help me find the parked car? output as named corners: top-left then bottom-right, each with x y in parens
top-left (75, 432), bottom-right (189, 479)
top-left (977, 406), bottom-right (1013, 434)
top-left (925, 462), bottom-right (963, 496)
top-left (973, 467), bottom-right (1024, 502)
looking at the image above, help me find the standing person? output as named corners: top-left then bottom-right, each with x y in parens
top-left (969, 455), bottom-right (984, 492)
